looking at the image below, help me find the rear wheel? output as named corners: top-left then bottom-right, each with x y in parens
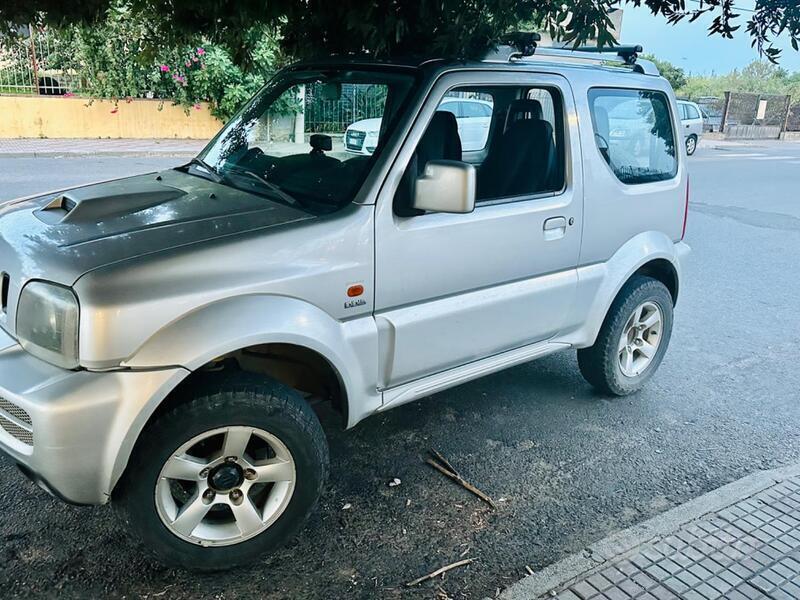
top-left (116, 372), bottom-right (328, 570)
top-left (686, 135), bottom-right (698, 155)
top-left (578, 276), bottom-right (674, 396)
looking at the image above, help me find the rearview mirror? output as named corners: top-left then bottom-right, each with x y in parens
top-left (412, 160), bottom-right (476, 214)
top-left (319, 82), bottom-right (342, 101)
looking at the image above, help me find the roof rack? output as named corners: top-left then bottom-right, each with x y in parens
top-left (570, 44), bottom-right (643, 65)
top-left (484, 36), bottom-right (660, 77)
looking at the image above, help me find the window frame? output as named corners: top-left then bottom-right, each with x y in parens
top-left (475, 84), bottom-right (568, 207)
top-left (382, 70), bottom-right (577, 217)
top-left (587, 86), bottom-right (680, 187)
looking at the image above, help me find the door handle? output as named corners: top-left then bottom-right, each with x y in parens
top-left (543, 216), bottom-right (567, 241)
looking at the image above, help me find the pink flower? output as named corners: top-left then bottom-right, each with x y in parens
top-left (193, 103), bottom-right (201, 110)
top-left (192, 56), bottom-right (199, 63)
top-left (63, 91), bottom-right (74, 97)
top-left (185, 60), bottom-right (192, 68)
top-left (160, 65), bottom-right (170, 72)
top-left (196, 47), bottom-right (205, 55)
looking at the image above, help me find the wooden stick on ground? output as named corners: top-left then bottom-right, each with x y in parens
top-left (429, 448), bottom-right (460, 476)
top-left (425, 458), bottom-right (497, 509)
top-left (406, 558), bottom-right (475, 587)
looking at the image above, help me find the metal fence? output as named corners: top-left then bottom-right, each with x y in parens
top-left (0, 27), bottom-right (83, 95)
top-left (787, 101), bottom-right (800, 132)
top-left (719, 92), bottom-right (792, 139)
top-left (304, 83), bottom-right (387, 133)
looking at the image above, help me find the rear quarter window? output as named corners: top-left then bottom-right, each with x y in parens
top-left (588, 88), bottom-right (678, 185)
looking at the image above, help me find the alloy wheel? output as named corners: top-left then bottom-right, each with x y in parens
top-left (155, 426), bottom-right (296, 546)
top-left (617, 301), bottom-right (663, 378)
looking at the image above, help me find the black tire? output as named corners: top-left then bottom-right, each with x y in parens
top-left (577, 276), bottom-right (674, 396)
top-left (115, 372), bottom-right (328, 571)
top-left (686, 135), bottom-right (698, 156)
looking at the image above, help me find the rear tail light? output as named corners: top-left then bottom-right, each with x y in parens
top-left (681, 176), bottom-right (690, 240)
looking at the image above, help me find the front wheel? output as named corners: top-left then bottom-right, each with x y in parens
top-left (686, 135), bottom-right (698, 155)
top-left (115, 372), bottom-right (328, 570)
top-left (578, 276), bottom-right (674, 396)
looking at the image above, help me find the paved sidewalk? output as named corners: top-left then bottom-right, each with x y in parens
top-left (698, 137), bottom-right (800, 150)
top-left (0, 138), bottom-right (207, 157)
top-left (501, 463), bottom-right (800, 600)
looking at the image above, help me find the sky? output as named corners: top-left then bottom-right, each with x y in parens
top-left (618, 1), bottom-right (800, 75)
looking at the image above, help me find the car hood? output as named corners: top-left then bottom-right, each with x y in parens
top-left (348, 118), bottom-right (382, 133)
top-left (0, 168), bottom-right (315, 289)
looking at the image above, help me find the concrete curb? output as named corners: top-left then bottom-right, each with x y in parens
top-left (498, 462), bottom-right (800, 599)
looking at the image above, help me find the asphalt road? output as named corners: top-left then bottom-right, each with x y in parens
top-left (1, 141), bottom-right (800, 599)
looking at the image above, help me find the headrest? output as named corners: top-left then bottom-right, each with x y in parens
top-left (593, 105), bottom-right (610, 140)
top-left (504, 99), bottom-right (544, 132)
top-left (417, 110), bottom-right (462, 168)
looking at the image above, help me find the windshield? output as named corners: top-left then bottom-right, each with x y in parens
top-left (192, 68), bottom-right (418, 209)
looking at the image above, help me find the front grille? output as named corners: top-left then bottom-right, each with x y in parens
top-left (0, 415), bottom-right (32, 445)
top-left (0, 397), bottom-right (32, 446)
top-left (346, 130), bottom-right (365, 151)
top-left (0, 397), bottom-right (31, 426)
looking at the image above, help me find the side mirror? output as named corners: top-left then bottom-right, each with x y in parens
top-left (412, 160), bottom-right (476, 214)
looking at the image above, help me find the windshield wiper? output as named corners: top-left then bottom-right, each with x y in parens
top-left (222, 166), bottom-right (301, 208)
top-left (184, 157), bottom-right (222, 183)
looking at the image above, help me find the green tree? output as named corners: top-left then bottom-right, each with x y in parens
top-left (677, 60), bottom-right (800, 101)
top-left (2, 0), bottom-right (799, 65)
top-left (642, 54), bottom-right (687, 90)
top-left (28, 1), bottom-right (293, 120)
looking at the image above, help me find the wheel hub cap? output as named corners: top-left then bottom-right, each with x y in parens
top-left (208, 463), bottom-right (243, 492)
top-left (617, 301), bottom-right (663, 378)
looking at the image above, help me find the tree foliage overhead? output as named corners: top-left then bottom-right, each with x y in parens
top-left (642, 53), bottom-right (687, 90)
top-left (2, 0), bottom-right (799, 64)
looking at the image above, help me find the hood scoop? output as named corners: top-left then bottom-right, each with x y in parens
top-left (36, 178), bottom-right (186, 224)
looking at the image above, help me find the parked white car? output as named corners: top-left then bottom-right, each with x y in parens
top-left (345, 97), bottom-right (493, 154)
top-left (677, 100), bottom-right (704, 155)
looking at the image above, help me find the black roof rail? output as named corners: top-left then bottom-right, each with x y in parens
top-left (570, 44), bottom-right (644, 65)
top-left (483, 37), bottom-right (659, 76)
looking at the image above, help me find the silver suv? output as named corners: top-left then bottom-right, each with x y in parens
top-left (0, 44), bottom-right (690, 570)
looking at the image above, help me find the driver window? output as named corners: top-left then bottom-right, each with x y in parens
top-left (394, 84), bottom-right (566, 216)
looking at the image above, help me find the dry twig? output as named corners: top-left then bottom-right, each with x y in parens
top-left (425, 457), bottom-right (497, 509)
top-left (406, 558), bottom-right (475, 587)
top-left (430, 448), bottom-right (459, 476)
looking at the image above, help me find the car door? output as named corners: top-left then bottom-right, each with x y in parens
top-left (373, 71), bottom-right (583, 389)
top-left (684, 103), bottom-right (703, 138)
top-left (678, 102), bottom-right (689, 141)
top-left (678, 102), bottom-right (702, 141)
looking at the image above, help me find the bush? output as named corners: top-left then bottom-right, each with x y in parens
top-left (53, 1), bottom-right (292, 121)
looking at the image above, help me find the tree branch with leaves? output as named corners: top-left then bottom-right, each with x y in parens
top-left (2, 0), bottom-right (798, 64)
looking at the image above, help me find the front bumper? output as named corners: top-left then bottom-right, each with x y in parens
top-left (0, 328), bottom-right (187, 504)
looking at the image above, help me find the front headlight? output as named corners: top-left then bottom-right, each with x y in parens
top-left (16, 281), bottom-right (80, 369)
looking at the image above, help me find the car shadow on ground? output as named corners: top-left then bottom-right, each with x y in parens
top-left (2, 352), bottom-right (607, 599)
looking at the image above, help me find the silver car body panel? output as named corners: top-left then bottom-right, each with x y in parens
top-left (0, 57), bottom-right (691, 505)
